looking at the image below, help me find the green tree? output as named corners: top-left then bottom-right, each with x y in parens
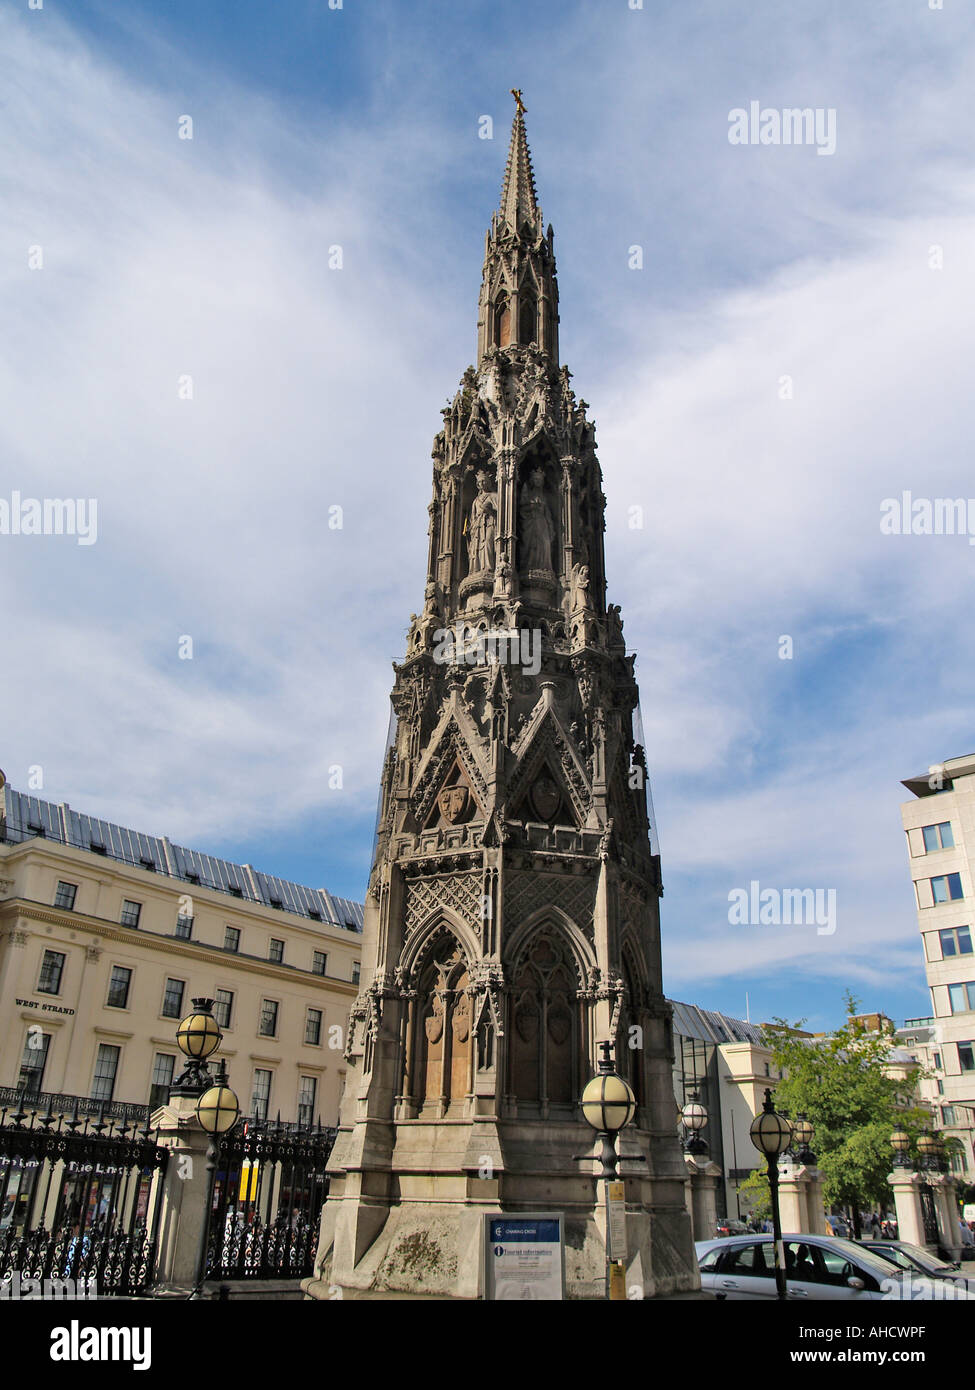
top-left (762, 992), bottom-right (932, 1238)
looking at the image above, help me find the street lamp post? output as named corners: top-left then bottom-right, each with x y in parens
top-left (190, 1060), bottom-right (241, 1298)
top-left (679, 1091), bottom-right (709, 1156)
top-left (891, 1129), bottom-right (912, 1169)
top-left (791, 1113), bottom-right (816, 1166)
top-left (170, 998), bottom-right (241, 1298)
top-left (581, 1040), bottom-right (637, 1299)
top-left (750, 1088), bottom-right (793, 1301)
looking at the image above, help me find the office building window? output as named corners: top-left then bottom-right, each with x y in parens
top-left (298, 1076), bottom-right (317, 1127)
top-left (251, 1069), bottom-right (272, 1121)
top-left (305, 1008), bottom-right (322, 1046)
top-left (106, 965), bottom-right (132, 1009)
top-left (948, 982), bottom-right (975, 1014)
top-left (120, 900), bottom-right (142, 929)
top-left (37, 949), bottom-right (66, 995)
top-left (934, 1051), bottom-right (942, 1070)
top-left (940, 926), bottom-right (973, 957)
top-left (352, 960), bottom-right (360, 985)
top-left (269, 938), bottom-right (284, 964)
top-left (922, 821), bottom-right (954, 852)
top-left (175, 913), bottom-right (193, 940)
top-left (931, 873), bottom-right (964, 904)
top-left (224, 926), bottom-right (240, 953)
top-left (259, 1000), bottom-right (279, 1038)
top-left (958, 1042), bottom-right (975, 1073)
top-left (18, 1031), bottom-right (50, 1096)
top-left (312, 950), bottom-right (327, 976)
top-left (53, 881), bottom-right (77, 911)
top-left (91, 1044), bottom-right (120, 1103)
top-left (214, 989), bottom-right (234, 1029)
top-left (162, 978), bottom-right (185, 1019)
top-left (149, 1053), bottom-right (176, 1110)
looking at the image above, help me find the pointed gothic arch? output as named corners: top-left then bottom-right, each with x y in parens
top-left (504, 913), bottom-right (592, 1113)
top-left (399, 921), bottom-right (474, 1117)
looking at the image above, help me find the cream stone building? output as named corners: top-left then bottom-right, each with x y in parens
top-left (900, 753), bottom-right (975, 1180)
top-left (0, 774), bottom-right (363, 1126)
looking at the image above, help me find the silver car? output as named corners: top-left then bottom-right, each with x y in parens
top-left (696, 1233), bottom-right (975, 1301)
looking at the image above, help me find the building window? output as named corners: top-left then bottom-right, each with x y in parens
top-left (259, 1000), bottom-right (279, 1038)
top-left (53, 881), bottom-right (77, 911)
top-left (934, 1051), bottom-right (942, 1070)
top-left (175, 913), bottom-right (193, 940)
top-left (224, 926), bottom-right (240, 953)
top-left (937, 1080), bottom-right (945, 1095)
top-left (251, 1069), bottom-right (272, 1121)
top-left (149, 1053), bottom-right (176, 1110)
top-left (37, 949), bottom-right (66, 996)
top-left (120, 900), bottom-right (142, 929)
top-left (312, 950), bottom-right (327, 976)
top-left (269, 938), bottom-right (284, 964)
top-left (18, 1031), bottom-right (51, 1096)
top-left (923, 821), bottom-right (954, 852)
top-left (931, 873), bottom-right (964, 904)
top-left (943, 1104), bottom-right (957, 1125)
top-left (305, 1008), bottom-right (322, 1046)
top-left (162, 978), bottom-right (185, 1019)
top-left (91, 1044), bottom-right (120, 1103)
top-left (106, 965), bottom-right (132, 1009)
top-left (352, 961), bottom-right (360, 986)
top-left (940, 926), bottom-right (973, 957)
top-left (948, 982), bottom-right (975, 1014)
top-left (297, 1076), bottom-right (317, 1127)
top-left (958, 1042), bottom-right (975, 1073)
top-left (214, 989), bottom-right (234, 1030)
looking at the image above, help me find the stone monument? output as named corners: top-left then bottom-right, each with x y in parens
top-left (306, 96), bottom-right (698, 1300)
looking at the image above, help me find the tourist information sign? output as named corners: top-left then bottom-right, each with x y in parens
top-left (483, 1213), bottom-right (565, 1300)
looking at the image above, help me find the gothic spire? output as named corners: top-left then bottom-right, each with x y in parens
top-left (499, 91), bottom-right (541, 234)
top-left (476, 91), bottom-right (559, 365)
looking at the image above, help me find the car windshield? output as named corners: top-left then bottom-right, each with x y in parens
top-left (889, 1241), bottom-right (948, 1270)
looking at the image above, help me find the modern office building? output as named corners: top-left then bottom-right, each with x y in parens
top-left (0, 773), bottom-right (363, 1127)
top-left (901, 752), bottom-right (975, 1179)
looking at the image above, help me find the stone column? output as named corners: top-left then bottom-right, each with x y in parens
top-left (929, 1174), bottom-right (962, 1261)
top-left (150, 1096), bottom-right (213, 1291)
top-left (804, 1167), bottom-right (828, 1234)
top-left (684, 1155), bottom-right (722, 1242)
top-left (777, 1160), bottom-right (806, 1234)
top-left (887, 1169), bottom-right (928, 1248)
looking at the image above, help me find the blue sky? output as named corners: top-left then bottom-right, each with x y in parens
top-left (2, 0), bottom-right (974, 1032)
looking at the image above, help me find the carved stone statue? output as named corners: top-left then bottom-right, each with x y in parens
top-left (467, 471), bottom-right (498, 573)
top-left (519, 468), bottom-right (555, 571)
top-left (569, 561), bottom-right (592, 613)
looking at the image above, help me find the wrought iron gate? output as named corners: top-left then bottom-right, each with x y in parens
top-left (206, 1119), bottom-right (335, 1279)
top-left (919, 1183), bottom-right (939, 1245)
top-left (0, 1091), bottom-right (167, 1296)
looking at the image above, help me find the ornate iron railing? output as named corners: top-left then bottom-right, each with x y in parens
top-left (0, 1087), bottom-right (151, 1124)
top-left (0, 1099), bottom-right (167, 1296)
top-left (206, 1119), bottom-right (336, 1280)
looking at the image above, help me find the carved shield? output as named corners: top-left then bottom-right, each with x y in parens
top-left (438, 786), bottom-right (469, 824)
top-left (529, 774), bottom-right (560, 822)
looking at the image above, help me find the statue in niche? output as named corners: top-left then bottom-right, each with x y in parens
top-left (607, 603), bottom-right (624, 645)
top-left (466, 470), bottom-right (498, 573)
top-left (519, 468), bottom-right (555, 571)
top-left (569, 561), bottom-right (593, 614)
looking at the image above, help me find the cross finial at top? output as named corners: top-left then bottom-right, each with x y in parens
top-left (510, 88), bottom-right (526, 115)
